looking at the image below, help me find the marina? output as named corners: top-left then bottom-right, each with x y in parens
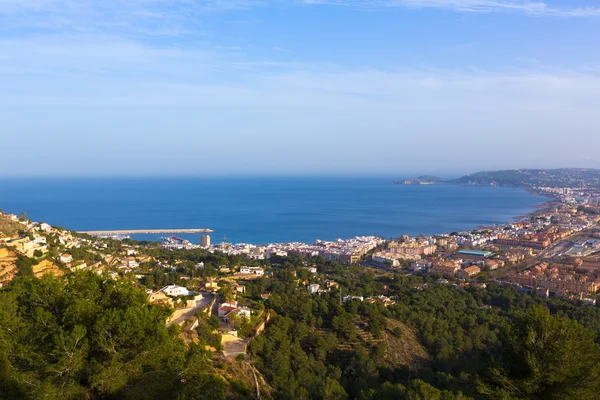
top-left (80, 228), bottom-right (213, 236)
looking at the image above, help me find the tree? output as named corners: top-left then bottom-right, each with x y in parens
top-left (0, 271), bottom-right (201, 399)
top-left (484, 307), bottom-right (600, 399)
top-left (219, 283), bottom-right (235, 303)
top-left (143, 274), bottom-right (155, 288)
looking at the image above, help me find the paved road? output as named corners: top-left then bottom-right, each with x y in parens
top-left (168, 292), bottom-right (214, 326)
top-left (211, 293), bottom-right (221, 317)
top-left (222, 335), bottom-right (249, 359)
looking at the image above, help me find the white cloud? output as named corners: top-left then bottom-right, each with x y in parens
top-left (0, 0), bottom-right (598, 32)
top-left (390, 1), bottom-right (600, 16)
top-left (302, 0), bottom-right (600, 17)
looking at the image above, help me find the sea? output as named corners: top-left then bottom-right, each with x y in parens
top-left (0, 177), bottom-right (549, 245)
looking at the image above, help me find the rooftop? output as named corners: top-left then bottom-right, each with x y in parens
top-left (456, 249), bottom-right (493, 257)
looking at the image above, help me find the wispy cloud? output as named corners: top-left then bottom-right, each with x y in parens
top-left (1, 0), bottom-right (599, 34)
top-left (301, 0), bottom-right (600, 17)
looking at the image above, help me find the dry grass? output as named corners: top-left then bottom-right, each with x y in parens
top-left (32, 260), bottom-right (64, 278)
top-left (0, 215), bottom-right (25, 238)
top-left (0, 247), bottom-right (18, 285)
top-left (383, 319), bottom-right (431, 371)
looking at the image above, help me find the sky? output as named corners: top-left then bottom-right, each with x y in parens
top-left (1, 0), bottom-right (600, 177)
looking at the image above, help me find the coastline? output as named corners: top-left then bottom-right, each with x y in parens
top-left (1, 179), bottom-right (552, 246)
top-left (2, 182), bottom-right (557, 245)
top-left (515, 189), bottom-right (558, 222)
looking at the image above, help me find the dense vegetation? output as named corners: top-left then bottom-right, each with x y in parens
top-left (247, 262), bottom-right (600, 400)
top-left (0, 271), bottom-right (237, 400)
top-left (3, 238), bottom-right (600, 400)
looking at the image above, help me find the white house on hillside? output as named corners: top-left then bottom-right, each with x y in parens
top-left (240, 266), bottom-right (265, 276)
top-left (307, 284), bottom-right (320, 294)
top-left (161, 285), bottom-right (189, 297)
top-left (59, 253), bottom-right (73, 264)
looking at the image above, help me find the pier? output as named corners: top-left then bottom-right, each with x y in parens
top-left (79, 228), bottom-right (213, 236)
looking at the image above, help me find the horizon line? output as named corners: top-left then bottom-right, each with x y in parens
top-left (0, 167), bottom-right (598, 180)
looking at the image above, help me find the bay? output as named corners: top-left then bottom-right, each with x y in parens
top-left (0, 177), bottom-right (548, 244)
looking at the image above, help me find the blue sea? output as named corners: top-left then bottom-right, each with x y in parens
top-left (0, 178), bottom-right (548, 244)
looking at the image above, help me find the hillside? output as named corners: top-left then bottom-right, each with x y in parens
top-left (32, 259), bottom-right (63, 278)
top-left (0, 248), bottom-right (18, 286)
top-left (0, 214), bottom-right (25, 238)
top-left (450, 168), bottom-right (600, 189)
top-left (383, 319), bottom-right (430, 370)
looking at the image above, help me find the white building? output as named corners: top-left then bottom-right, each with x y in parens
top-left (161, 285), bottom-right (189, 297)
top-left (307, 284), bottom-right (320, 294)
top-left (240, 266), bottom-right (265, 276)
top-left (218, 300), bottom-right (252, 322)
top-left (59, 253), bottom-right (73, 264)
top-left (33, 235), bottom-right (47, 245)
top-left (218, 301), bottom-right (238, 318)
top-left (123, 257), bottom-right (139, 268)
top-left (343, 295), bottom-right (364, 303)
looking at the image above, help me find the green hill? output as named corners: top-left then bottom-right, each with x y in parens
top-left (450, 168), bottom-right (600, 188)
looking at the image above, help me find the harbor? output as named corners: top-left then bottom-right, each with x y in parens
top-left (80, 228), bottom-right (213, 236)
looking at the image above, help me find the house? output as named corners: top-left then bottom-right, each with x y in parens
top-left (118, 265), bottom-right (133, 274)
top-left (205, 280), bottom-right (220, 291)
top-left (430, 262), bottom-right (460, 277)
top-left (343, 295), bottom-right (364, 303)
top-left (122, 257), bottom-right (139, 269)
top-left (59, 253), bottom-right (73, 264)
top-left (486, 260), bottom-right (504, 270)
top-left (71, 263), bottom-right (88, 271)
top-left (411, 262), bottom-right (429, 272)
top-left (218, 300), bottom-right (252, 322)
top-left (218, 301), bottom-right (239, 318)
top-left (305, 266), bottom-right (318, 274)
top-left (240, 266), bottom-right (265, 276)
top-left (161, 285), bottom-right (189, 297)
top-left (148, 291), bottom-right (174, 307)
top-left (231, 282), bottom-right (246, 293)
top-left (33, 235), bottom-right (47, 245)
top-left (459, 266), bottom-right (481, 278)
top-left (234, 307), bottom-right (252, 320)
top-left (307, 283), bottom-right (320, 294)
top-left (366, 295), bottom-right (396, 307)
top-left (222, 307), bottom-right (252, 323)
top-left (325, 280), bottom-right (338, 289)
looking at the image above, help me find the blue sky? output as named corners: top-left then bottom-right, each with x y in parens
top-left (1, 0), bottom-right (600, 176)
